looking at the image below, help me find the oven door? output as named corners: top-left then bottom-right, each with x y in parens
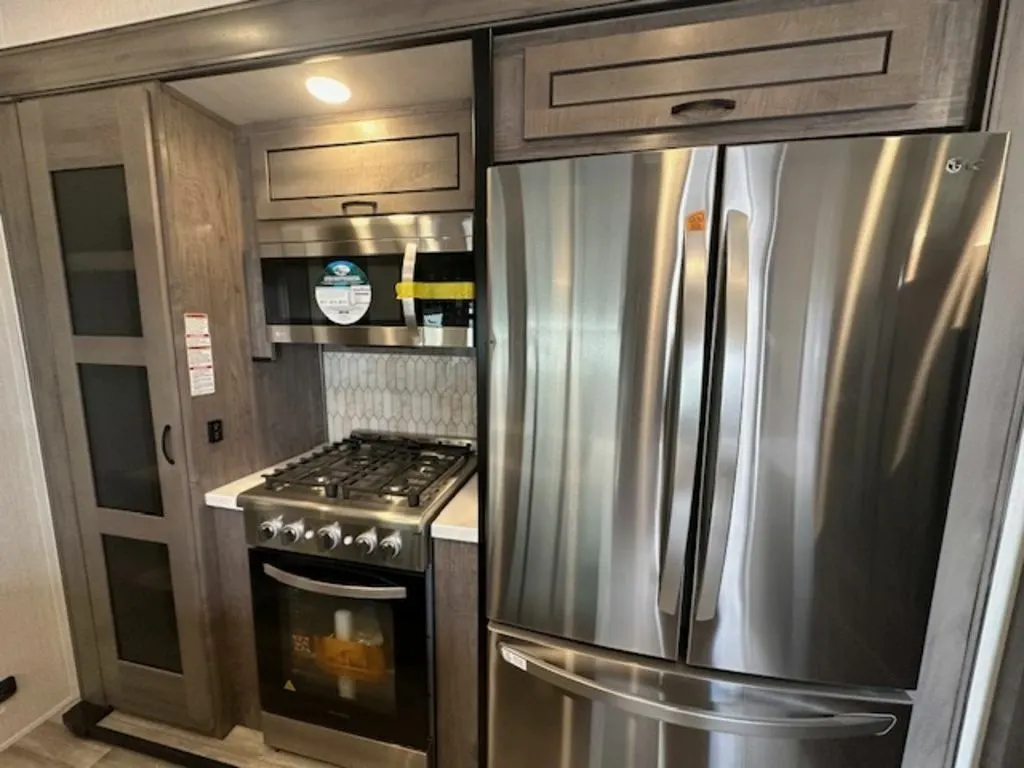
top-left (249, 548), bottom-right (430, 752)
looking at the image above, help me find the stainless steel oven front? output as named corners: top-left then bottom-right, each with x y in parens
top-left (249, 546), bottom-right (431, 768)
top-left (259, 212), bottom-right (474, 349)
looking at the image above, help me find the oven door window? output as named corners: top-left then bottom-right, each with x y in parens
top-left (261, 252), bottom-right (474, 329)
top-left (250, 549), bottom-right (429, 751)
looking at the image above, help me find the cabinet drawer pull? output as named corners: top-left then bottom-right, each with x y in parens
top-left (341, 200), bottom-right (379, 215)
top-left (670, 98), bottom-right (738, 116)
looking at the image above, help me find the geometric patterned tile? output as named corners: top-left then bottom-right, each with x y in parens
top-left (323, 352), bottom-right (477, 441)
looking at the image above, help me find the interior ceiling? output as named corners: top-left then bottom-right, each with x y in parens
top-left (168, 40), bottom-right (473, 126)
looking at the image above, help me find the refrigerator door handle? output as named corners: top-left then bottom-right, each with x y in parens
top-left (499, 643), bottom-right (896, 739)
top-left (658, 225), bottom-right (709, 615)
top-left (696, 210), bottom-right (749, 622)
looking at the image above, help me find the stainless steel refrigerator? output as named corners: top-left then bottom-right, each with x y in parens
top-left (486, 134), bottom-right (1009, 768)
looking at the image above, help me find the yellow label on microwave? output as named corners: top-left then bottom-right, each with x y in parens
top-left (395, 281), bottom-right (475, 300)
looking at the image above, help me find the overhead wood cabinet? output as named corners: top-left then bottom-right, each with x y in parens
top-left (494, 0), bottom-right (993, 160)
top-left (13, 85), bottom-right (265, 735)
top-left (248, 102), bottom-right (473, 219)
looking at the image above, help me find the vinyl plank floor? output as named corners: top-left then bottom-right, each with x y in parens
top-left (3, 714), bottom-right (334, 768)
top-left (3, 720), bottom-right (111, 767)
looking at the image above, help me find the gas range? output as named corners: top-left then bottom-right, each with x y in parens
top-left (239, 431), bottom-right (476, 572)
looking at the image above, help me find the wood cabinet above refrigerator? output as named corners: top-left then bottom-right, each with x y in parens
top-left (493, 0), bottom-right (993, 161)
top-left (247, 101), bottom-right (473, 220)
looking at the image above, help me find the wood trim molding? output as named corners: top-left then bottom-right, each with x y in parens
top-left (0, 0), bottom-right (679, 100)
top-left (902, 0), bottom-right (1024, 763)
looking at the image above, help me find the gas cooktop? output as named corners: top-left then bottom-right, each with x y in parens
top-left (239, 431), bottom-right (476, 571)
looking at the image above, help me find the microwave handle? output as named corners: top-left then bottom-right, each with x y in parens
top-left (263, 564), bottom-right (407, 600)
top-left (401, 242), bottom-right (419, 333)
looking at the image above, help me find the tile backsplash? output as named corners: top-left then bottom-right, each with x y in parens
top-left (323, 352), bottom-right (477, 441)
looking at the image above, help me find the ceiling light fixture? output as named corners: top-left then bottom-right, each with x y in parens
top-left (305, 76), bottom-right (351, 104)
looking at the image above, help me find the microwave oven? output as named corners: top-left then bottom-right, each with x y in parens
top-left (259, 213), bottom-right (474, 349)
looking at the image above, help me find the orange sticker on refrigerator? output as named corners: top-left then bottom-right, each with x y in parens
top-left (686, 211), bottom-right (707, 232)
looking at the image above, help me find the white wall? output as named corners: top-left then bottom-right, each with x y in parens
top-left (0, 0), bottom-right (242, 48)
top-left (0, 217), bottom-right (77, 749)
top-left (0, 0), bottom-right (245, 748)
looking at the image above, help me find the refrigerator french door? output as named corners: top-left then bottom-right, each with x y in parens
top-left (487, 133), bottom-right (1009, 767)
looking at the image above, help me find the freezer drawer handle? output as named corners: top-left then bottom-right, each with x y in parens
top-left (263, 564), bottom-right (407, 600)
top-left (696, 209), bottom-right (749, 622)
top-left (499, 643), bottom-right (896, 740)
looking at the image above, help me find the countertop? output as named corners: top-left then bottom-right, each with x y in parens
top-left (431, 476), bottom-right (479, 545)
top-left (204, 452), bottom-right (479, 544)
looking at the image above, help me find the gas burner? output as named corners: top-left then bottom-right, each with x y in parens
top-left (261, 433), bottom-right (472, 508)
top-left (241, 432), bottom-right (477, 572)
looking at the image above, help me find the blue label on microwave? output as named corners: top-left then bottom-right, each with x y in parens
top-left (316, 260), bottom-right (372, 326)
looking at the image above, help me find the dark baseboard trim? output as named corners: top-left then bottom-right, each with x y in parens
top-left (62, 702), bottom-right (236, 768)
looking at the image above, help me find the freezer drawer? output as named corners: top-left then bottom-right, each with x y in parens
top-left (489, 625), bottom-right (911, 768)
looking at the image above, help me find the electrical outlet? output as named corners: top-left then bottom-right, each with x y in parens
top-left (207, 419), bottom-right (224, 444)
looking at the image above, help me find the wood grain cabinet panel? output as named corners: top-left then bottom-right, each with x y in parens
top-left (495, 0), bottom-right (991, 160)
top-left (249, 103), bottom-right (473, 219)
top-left (434, 539), bottom-right (479, 768)
top-left (522, 2), bottom-right (921, 140)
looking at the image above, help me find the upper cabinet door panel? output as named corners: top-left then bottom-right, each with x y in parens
top-left (267, 135), bottom-right (460, 200)
top-left (520, 1), bottom-right (922, 141)
top-left (249, 103), bottom-right (473, 219)
top-left (493, 0), bottom-right (989, 161)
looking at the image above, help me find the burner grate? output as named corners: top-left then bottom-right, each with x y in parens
top-left (262, 436), bottom-right (471, 506)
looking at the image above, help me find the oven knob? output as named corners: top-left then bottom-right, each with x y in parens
top-left (380, 532), bottom-right (403, 559)
top-left (280, 521), bottom-right (305, 545)
top-left (316, 524), bottom-right (342, 552)
top-left (355, 527), bottom-right (378, 555)
top-left (257, 518), bottom-right (282, 542)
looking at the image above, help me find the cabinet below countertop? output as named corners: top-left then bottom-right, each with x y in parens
top-left (434, 537), bottom-right (479, 768)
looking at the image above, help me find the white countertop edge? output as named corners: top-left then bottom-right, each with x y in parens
top-left (431, 476), bottom-right (479, 544)
top-left (204, 447), bottom-right (323, 511)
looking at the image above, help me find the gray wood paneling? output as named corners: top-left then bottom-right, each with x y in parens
top-left (209, 505), bottom-right (261, 731)
top-left (0, 104), bottom-right (105, 704)
top-left (0, 0), bottom-right (683, 100)
top-left (151, 85), bottom-right (265, 736)
top-left (494, 0), bottom-right (993, 161)
top-left (248, 103), bottom-right (473, 219)
top-left (251, 344), bottom-right (326, 465)
top-left (434, 539), bottom-right (479, 768)
top-left (901, 0), bottom-right (1024, 762)
top-left (969, 2), bottom-right (1024, 766)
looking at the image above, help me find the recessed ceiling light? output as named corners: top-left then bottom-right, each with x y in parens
top-left (305, 76), bottom-right (351, 104)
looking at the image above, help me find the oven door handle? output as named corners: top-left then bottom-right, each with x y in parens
top-left (263, 564), bottom-right (407, 600)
